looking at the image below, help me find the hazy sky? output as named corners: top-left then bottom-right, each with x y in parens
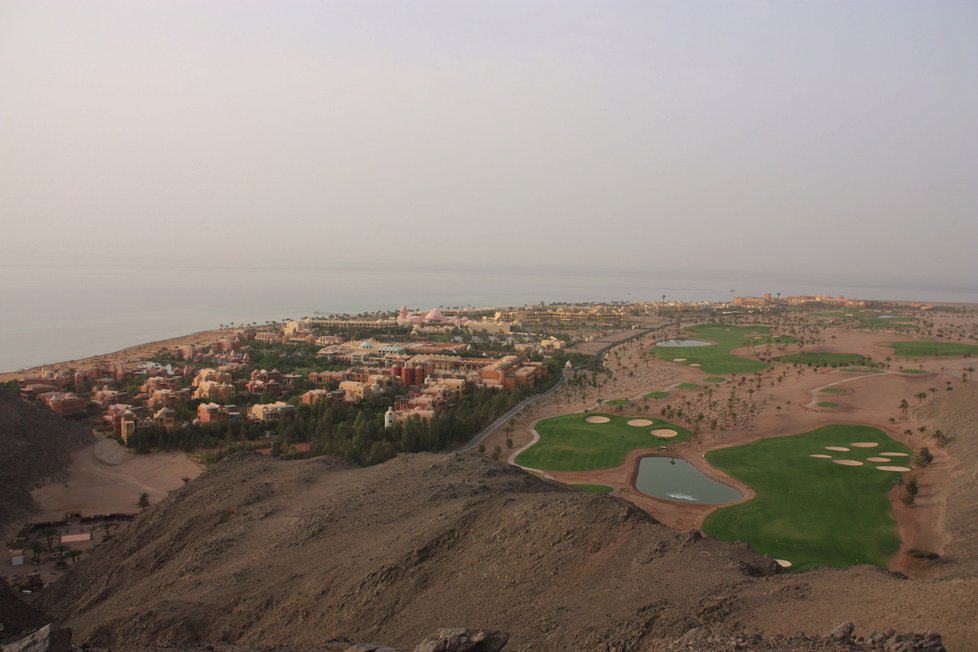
top-left (2, 1), bottom-right (976, 287)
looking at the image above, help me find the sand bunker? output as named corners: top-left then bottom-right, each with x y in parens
top-left (876, 465), bottom-right (912, 472)
top-left (689, 363), bottom-right (702, 367)
top-left (850, 442), bottom-right (879, 448)
top-left (833, 459), bottom-right (864, 466)
top-left (651, 428), bottom-right (679, 438)
top-left (775, 559), bottom-right (792, 568)
top-left (672, 358), bottom-right (687, 362)
top-left (825, 446), bottom-right (850, 452)
top-left (809, 454), bottom-right (833, 459)
top-left (585, 416), bottom-right (611, 424)
top-left (880, 452), bottom-right (909, 457)
top-left (627, 419), bottom-right (654, 427)
top-left (866, 457), bottom-right (891, 463)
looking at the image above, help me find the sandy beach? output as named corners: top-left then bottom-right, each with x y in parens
top-left (0, 328), bottom-right (226, 382)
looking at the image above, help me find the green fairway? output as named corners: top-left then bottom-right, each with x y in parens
top-left (702, 424), bottom-right (910, 571)
top-left (604, 399), bottom-right (630, 407)
top-left (816, 401), bottom-right (839, 408)
top-left (899, 368), bottom-right (927, 374)
top-left (654, 324), bottom-right (796, 374)
top-left (820, 387), bottom-right (848, 395)
top-left (644, 391), bottom-right (670, 399)
top-left (676, 383), bottom-right (701, 390)
top-left (890, 341), bottom-right (978, 357)
top-left (573, 484), bottom-right (613, 494)
top-left (780, 352), bottom-right (868, 367)
top-left (516, 412), bottom-right (690, 471)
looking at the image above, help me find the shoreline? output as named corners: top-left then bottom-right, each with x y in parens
top-left (0, 328), bottom-right (226, 382)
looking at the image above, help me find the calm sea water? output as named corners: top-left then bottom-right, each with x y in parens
top-left (2, 263), bottom-right (976, 372)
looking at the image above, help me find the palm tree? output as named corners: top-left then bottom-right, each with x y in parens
top-left (28, 541), bottom-right (43, 564)
top-left (38, 526), bottom-right (57, 552)
top-left (53, 543), bottom-right (69, 568)
top-left (67, 549), bottom-right (82, 565)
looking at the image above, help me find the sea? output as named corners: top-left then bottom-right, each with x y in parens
top-left (2, 263), bottom-right (977, 373)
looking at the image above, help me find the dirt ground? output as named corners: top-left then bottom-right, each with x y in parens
top-left (31, 438), bottom-right (202, 522)
top-left (487, 313), bottom-right (978, 577)
top-left (2, 436), bottom-right (202, 552)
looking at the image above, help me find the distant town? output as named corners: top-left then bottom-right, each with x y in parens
top-left (6, 294), bottom-right (937, 463)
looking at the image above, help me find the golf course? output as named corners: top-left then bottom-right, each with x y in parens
top-left (655, 324), bottom-right (796, 374)
top-left (516, 412), bottom-right (690, 471)
top-left (702, 424), bottom-right (911, 571)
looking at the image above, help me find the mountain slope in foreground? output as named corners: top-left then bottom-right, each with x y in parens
top-left (41, 449), bottom-right (973, 650)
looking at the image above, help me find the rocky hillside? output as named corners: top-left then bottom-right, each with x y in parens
top-left (0, 394), bottom-right (93, 530)
top-left (38, 449), bottom-right (974, 650)
top-left (919, 383), bottom-right (978, 577)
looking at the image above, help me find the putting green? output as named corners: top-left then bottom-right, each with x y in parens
top-left (604, 399), bottom-right (630, 407)
top-left (890, 341), bottom-right (978, 357)
top-left (702, 424), bottom-right (910, 571)
top-left (516, 412), bottom-right (690, 471)
top-left (650, 324), bottom-right (796, 374)
top-left (899, 368), bottom-right (927, 374)
top-left (820, 387), bottom-right (848, 395)
top-left (816, 401), bottom-right (839, 408)
top-left (676, 383), bottom-right (701, 390)
top-left (644, 391), bottom-right (670, 399)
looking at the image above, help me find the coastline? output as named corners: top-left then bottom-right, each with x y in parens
top-left (0, 328), bottom-right (226, 382)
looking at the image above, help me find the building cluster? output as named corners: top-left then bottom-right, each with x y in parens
top-left (9, 305), bottom-right (563, 438)
top-left (496, 306), bottom-right (626, 324)
top-left (731, 294), bottom-right (868, 308)
top-left (297, 352), bottom-right (545, 423)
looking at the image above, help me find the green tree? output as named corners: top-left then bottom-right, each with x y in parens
top-left (916, 447), bottom-right (933, 467)
top-left (53, 543), bottom-right (70, 568)
top-left (138, 492), bottom-right (150, 511)
top-left (38, 526), bottom-right (57, 552)
top-left (28, 541), bottom-right (43, 564)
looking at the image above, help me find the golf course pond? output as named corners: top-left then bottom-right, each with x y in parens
top-left (655, 339), bottom-right (713, 347)
top-left (634, 456), bottom-right (743, 504)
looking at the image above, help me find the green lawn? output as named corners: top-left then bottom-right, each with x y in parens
top-left (890, 341), bottom-right (978, 357)
top-left (816, 401), bottom-right (839, 408)
top-left (779, 352), bottom-right (868, 367)
top-left (702, 424), bottom-right (910, 571)
top-left (820, 387), bottom-right (848, 395)
top-left (676, 383), bottom-right (701, 390)
top-left (573, 484), bottom-right (613, 494)
top-left (644, 391), bottom-right (670, 399)
top-left (899, 368), bottom-right (928, 374)
top-left (654, 324), bottom-right (797, 374)
top-left (516, 412), bottom-right (690, 471)
top-left (604, 399), bottom-right (630, 407)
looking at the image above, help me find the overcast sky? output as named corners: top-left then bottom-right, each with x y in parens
top-left (1, 1), bottom-right (976, 287)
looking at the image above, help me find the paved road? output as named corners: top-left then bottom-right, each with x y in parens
top-left (459, 371), bottom-right (568, 451)
top-left (461, 323), bottom-right (670, 452)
